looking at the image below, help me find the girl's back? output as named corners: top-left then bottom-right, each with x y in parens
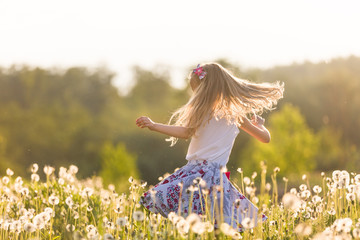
top-left (186, 116), bottom-right (239, 167)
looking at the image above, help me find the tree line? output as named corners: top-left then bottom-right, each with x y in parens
top-left (0, 56), bottom-right (359, 186)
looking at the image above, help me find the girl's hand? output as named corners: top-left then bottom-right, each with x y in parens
top-left (136, 116), bottom-right (156, 130)
top-left (251, 114), bottom-right (265, 126)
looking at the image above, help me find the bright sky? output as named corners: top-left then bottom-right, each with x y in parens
top-left (1, 0), bottom-right (360, 91)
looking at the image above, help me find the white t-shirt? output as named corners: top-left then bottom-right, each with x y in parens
top-left (186, 116), bottom-right (239, 166)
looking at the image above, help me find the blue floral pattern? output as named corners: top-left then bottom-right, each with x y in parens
top-left (140, 160), bottom-right (267, 232)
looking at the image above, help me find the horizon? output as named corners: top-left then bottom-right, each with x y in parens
top-left (1, 0), bottom-right (360, 91)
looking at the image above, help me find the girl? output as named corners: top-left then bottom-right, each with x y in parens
top-left (136, 63), bottom-right (284, 232)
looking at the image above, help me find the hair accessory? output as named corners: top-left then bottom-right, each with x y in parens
top-left (193, 64), bottom-right (207, 80)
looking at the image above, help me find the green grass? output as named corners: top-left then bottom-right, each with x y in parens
top-left (1, 163), bottom-right (360, 239)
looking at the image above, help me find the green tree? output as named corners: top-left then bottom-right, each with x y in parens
top-left (0, 66), bottom-right (126, 178)
top-left (123, 66), bottom-right (190, 184)
top-left (239, 103), bottom-right (319, 177)
top-left (315, 126), bottom-right (343, 171)
top-left (99, 142), bottom-right (139, 192)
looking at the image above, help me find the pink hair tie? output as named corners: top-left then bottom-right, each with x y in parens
top-left (193, 64), bottom-right (207, 80)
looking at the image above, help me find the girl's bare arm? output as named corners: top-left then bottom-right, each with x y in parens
top-left (240, 116), bottom-right (271, 143)
top-left (136, 116), bottom-right (193, 139)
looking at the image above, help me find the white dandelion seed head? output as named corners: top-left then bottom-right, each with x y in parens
top-left (243, 177), bottom-right (251, 186)
top-left (273, 167), bottom-right (280, 173)
top-left (39, 212), bottom-right (51, 222)
top-left (191, 221), bottom-right (206, 235)
top-left (31, 163), bottom-right (39, 173)
top-left (32, 214), bottom-right (45, 229)
top-left (294, 223), bottom-right (312, 236)
top-left (15, 176), bottom-right (23, 184)
top-left (58, 178), bottom-right (65, 185)
top-left (86, 224), bottom-right (96, 232)
top-left (101, 194), bottom-right (111, 205)
top-left (10, 220), bottom-right (21, 232)
top-left (290, 188), bottom-right (297, 195)
top-left (282, 193), bottom-right (302, 211)
top-left (353, 228), bottom-right (360, 238)
top-left (6, 168), bottom-right (14, 176)
top-left (340, 172), bottom-right (350, 187)
top-left (241, 217), bottom-right (255, 229)
top-left (87, 228), bottom-right (99, 240)
top-left (49, 195), bottom-right (60, 205)
top-left (332, 218), bottom-right (352, 233)
top-left (245, 186), bottom-right (256, 196)
top-left (185, 213), bottom-right (201, 227)
top-left (332, 170), bottom-right (341, 182)
top-left (116, 217), bottom-right (127, 227)
top-left (316, 204), bottom-right (324, 213)
top-left (128, 176), bottom-right (134, 183)
top-left (313, 185), bottom-right (322, 194)
top-left (27, 208), bottom-right (35, 218)
top-left (2, 176), bottom-right (10, 185)
top-left (20, 187), bottom-right (30, 197)
top-left (346, 193), bottom-right (356, 202)
top-left (302, 174), bottom-right (307, 181)
top-left (221, 223), bottom-right (239, 237)
top-left (176, 218), bottom-right (190, 235)
top-left (103, 233), bottom-right (114, 240)
top-left (81, 187), bottom-right (94, 198)
top-left (231, 231), bottom-right (242, 239)
top-left (187, 185), bottom-right (199, 192)
top-left (312, 195), bottom-right (322, 205)
top-left (300, 190), bottom-right (311, 200)
top-left (114, 204), bottom-right (122, 214)
top-left (44, 207), bottom-right (54, 215)
top-left (199, 178), bottom-right (207, 188)
top-left (204, 221), bottom-right (214, 233)
top-left (133, 210), bottom-right (144, 221)
top-left (347, 184), bottom-right (356, 193)
top-left (31, 173), bottom-right (40, 182)
top-left (299, 184), bottom-right (307, 192)
top-left (66, 174), bottom-right (76, 183)
top-left (237, 168), bottom-right (243, 173)
top-left (354, 174), bottom-right (360, 185)
top-left (327, 208), bottom-right (336, 216)
top-left (105, 221), bottom-right (115, 230)
top-left (69, 165), bottom-right (78, 174)
top-left (140, 181), bottom-right (147, 188)
top-left (43, 165), bottom-right (55, 176)
top-left (193, 177), bottom-right (201, 185)
top-left (265, 183), bottom-right (271, 192)
top-left (59, 167), bottom-right (67, 178)
top-left (108, 184), bottom-right (115, 192)
top-left (168, 212), bottom-right (178, 223)
top-left (65, 196), bottom-right (73, 207)
top-left (24, 222), bottom-right (36, 232)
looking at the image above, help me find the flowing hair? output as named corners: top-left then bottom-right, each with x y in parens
top-left (166, 63), bottom-right (284, 146)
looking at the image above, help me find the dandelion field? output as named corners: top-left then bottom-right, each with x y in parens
top-left (1, 163), bottom-right (360, 240)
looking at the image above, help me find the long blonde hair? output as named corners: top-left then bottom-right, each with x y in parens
top-left (167, 63), bottom-right (284, 145)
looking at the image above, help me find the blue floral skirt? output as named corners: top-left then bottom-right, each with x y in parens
top-left (140, 160), bottom-right (267, 231)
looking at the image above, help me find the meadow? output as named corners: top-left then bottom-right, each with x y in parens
top-left (0, 162), bottom-right (359, 240)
